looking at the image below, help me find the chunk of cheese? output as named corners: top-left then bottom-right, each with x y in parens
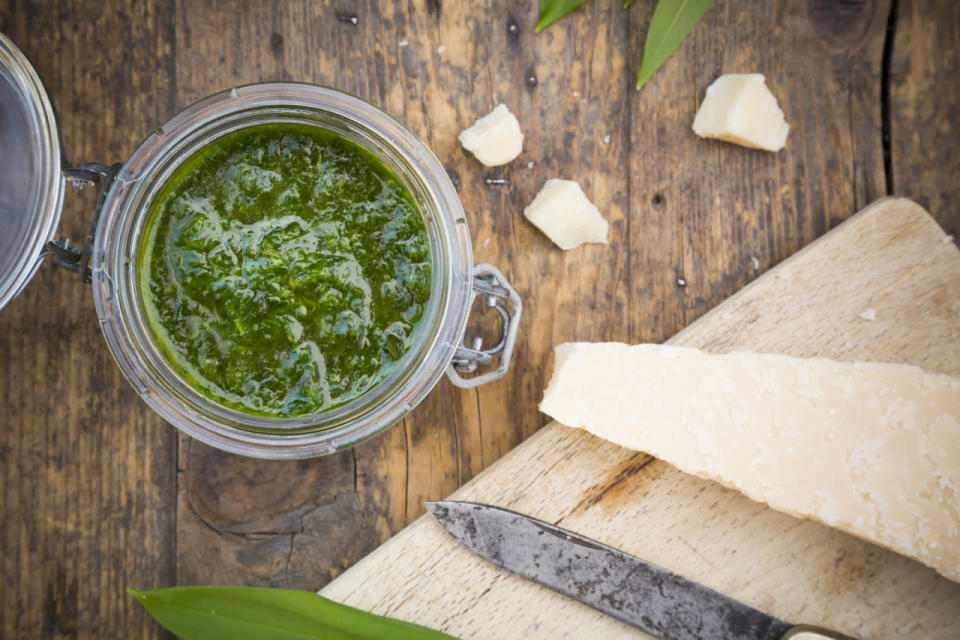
top-left (458, 104), bottom-right (524, 167)
top-left (523, 179), bottom-right (609, 250)
top-left (540, 342), bottom-right (960, 583)
top-left (693, 74), bottom-right (789, 151)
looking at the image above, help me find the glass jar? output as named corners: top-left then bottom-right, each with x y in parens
top-left (1, 33), bottom-right (521, 459)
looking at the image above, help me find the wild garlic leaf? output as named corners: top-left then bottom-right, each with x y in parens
top-left (536, 0), bottom-right (591, 32)
top-left (623, 0), bottom-right (636, 7)
top-left (636, 0), bottom-right (715, 89)
top-left (129, 587), bottom-right (459, 640)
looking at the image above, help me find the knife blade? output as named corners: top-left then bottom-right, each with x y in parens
top-left (427, 501), bottom-right (855, 640)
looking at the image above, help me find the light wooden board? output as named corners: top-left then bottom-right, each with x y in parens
top-left (321, 198), bottom-right (960, 639)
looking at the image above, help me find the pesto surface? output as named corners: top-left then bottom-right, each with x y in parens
top-left (139, 123), bottom-right (431, 417)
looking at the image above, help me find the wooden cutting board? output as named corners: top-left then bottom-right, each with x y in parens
top-left (321, 198), bottom-right (960, 639)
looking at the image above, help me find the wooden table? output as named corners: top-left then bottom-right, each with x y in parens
top-left (1, 1), bottom-right (957, 637)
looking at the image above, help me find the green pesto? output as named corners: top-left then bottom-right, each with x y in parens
top-left (139, 123), bottom-right (431, 417)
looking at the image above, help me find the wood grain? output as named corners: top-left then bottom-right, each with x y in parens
top-left (322, 198), bottom-right (960, 639)
top-left (0, 3), bottom-right (177, 639)
top-left (889, 0), bottom-right (960, 239)
top-left (1, 0), bottom-right (959, 637)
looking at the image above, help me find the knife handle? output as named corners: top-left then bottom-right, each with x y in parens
top-left (780, 624), bottom-right (859, 640)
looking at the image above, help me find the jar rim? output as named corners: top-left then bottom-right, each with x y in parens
top-left (92, 83), bottom-right (473, 458)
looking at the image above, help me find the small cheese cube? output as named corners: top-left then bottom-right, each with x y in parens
top-left (693, 74), bottom-right (789, 151)
top-left (458, 104), bottom-right (524, 167)
top-left (523, 179), bottom-right (608, 250)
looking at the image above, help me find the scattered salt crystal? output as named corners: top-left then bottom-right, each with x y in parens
top-left (572, 91), bottom-right (580, 98)
top-left (437, 45), bottom-right (446, 54)
top-left (677, 278), bottom-right (687, 287)
top-left (399, 40), bottom-right (409, 47)
top-left (751, 256), bottom-right (760, 270)
top-left (526, 161), bottom-right (533, 169)
top-left (602, 134), bottom-right (611, 144)
top-left (858, 308), bottom-right (877, 322)
top-left (943, 235), bottom-right (954, 244)
top-left (482, 238), bottom-right (491, 248)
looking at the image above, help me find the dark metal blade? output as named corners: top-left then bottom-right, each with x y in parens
top-left (427, 500), bottom-right (793, 640)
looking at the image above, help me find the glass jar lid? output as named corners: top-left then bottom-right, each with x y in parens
top-left (0, 33), bottom-right (65, 312)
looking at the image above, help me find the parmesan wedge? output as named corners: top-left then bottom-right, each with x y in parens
top-left (693, 74), bottom-right (789, 151)
top-left (458, 104), bottom-right (524, 167)
top-left (540, 342), bottom-right (960, 583)
top-left (523, 179), bottom-right (608, 250)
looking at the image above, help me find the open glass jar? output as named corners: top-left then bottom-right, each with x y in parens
top-left (1, 34), bottom-right (521, 459)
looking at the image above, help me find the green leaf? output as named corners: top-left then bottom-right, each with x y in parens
top-left (623, 0), bottom-right (636, 7)
top-left (536, 0), bottom-right (591, 32)
top-left (636, 0), bottom-right (715, 90)
top-left (129, 587), bottom-right (459, 640)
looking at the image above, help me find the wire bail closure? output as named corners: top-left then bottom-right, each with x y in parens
top-left (42, 162), bottom-right (122, 282)
top-left (447, 263), bottom-right (522, 388)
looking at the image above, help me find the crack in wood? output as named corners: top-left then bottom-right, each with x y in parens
top-left (881, 0), bottom-right (899, 195)
top-left (573, 453), bottom-right (657, 514)
top-left (474, 387), bottom-right (485, 471)
top-left (352, 447), bottom-right (358, 494)
top-left (403, 418), bottom-right (411, 523)
top-left (284, 533), bottom-right (295, 583)
top-left (184, 491), bottom-right (332, 539)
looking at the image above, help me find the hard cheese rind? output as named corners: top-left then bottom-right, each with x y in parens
top-left (693, 74), bottom-right (789, 151)
top-left (540, 342), bottom-right (960, 582)
top-left (523, 179), bottom-right (608, 250)
top-left (458, 103), bottom-right (524, 167)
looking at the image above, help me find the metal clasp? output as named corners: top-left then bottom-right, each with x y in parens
top-left (41, 162), bottom-right (122, 282)
top-left (447, 263), bottom-right (522, 388)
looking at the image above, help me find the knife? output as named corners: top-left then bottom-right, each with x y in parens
top-left (426, 501), bottom-right (856, 640)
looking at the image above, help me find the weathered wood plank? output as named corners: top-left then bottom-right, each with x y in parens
top-left (634, 0), bottom-right (891, 335)
top-left (889, 0), bottom-right (960, 239)
top-left (0, 3), bottom-right (177, 638)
